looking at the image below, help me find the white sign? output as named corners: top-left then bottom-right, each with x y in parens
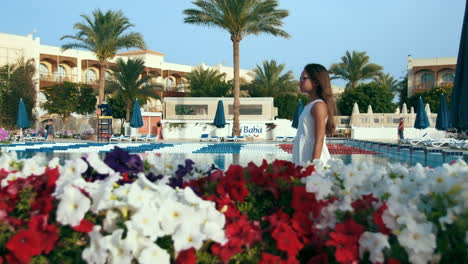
top-left (241, 124), bottom-right (266, 139)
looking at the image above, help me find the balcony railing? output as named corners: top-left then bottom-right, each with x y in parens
top-left (39, 73), bottom-right (78, 83)
top-left (164, 84), bottom-right (190, 92)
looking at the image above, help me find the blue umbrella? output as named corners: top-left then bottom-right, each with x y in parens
top-left (436, 93), bottom-right (450, 130)
top-left (16, 98), bottom-right (30, 128)
top-left (130, 99), bottom-right (143, 128)
top-left (414, 97), bottom-right (430, 129)
top-left (213, 100), bottom-right (226, 128)
top-left (291, 99), bottom-right (304, 128)
top-left (450, 2), bottom-right (468, 131)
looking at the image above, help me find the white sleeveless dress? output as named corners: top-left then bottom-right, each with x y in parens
top-left (292, 99), bottom-right (331, 165)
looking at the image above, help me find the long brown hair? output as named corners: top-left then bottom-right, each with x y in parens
top-left (304, 64), bottom-right (336, 135)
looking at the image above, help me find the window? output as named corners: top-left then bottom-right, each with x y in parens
top-left (57, 65), bottom-right (66, 80)
top-left (442, 72), bottom-right (455, 83)
top-left (86, 69), bottom-right (97, 83)
top-left (420, 72), bottom-right (435, 89)
top-left (175, 104), bottom-right (208, 115)
top-left (105, 71), bottom-right (112, 80)
top-left (166, 78), bottom-right (174, 89)
top-left (39, 63), bottom-right (48, 77)
top-left (228, 104), bottom-right (263, 115)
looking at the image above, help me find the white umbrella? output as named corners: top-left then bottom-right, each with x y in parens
top-left (425, 103), bottom-right (431, 114)
top-left (367, 105), bottom-right (373, 114)
top-left (401, 103), bottom-right (408, 114)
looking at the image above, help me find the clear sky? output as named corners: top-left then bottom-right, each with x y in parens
top-left (1, 0), bottom-right (465, 86)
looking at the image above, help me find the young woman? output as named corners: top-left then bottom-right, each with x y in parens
top-left (292, 64), bottom-right (336, 165)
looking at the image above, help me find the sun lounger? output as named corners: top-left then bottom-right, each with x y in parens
top-left (200, 134), bottom-right (209, 142)
top-left (136, 135), bottom-right (149, 142)
top-left (110, 134), bottom-right (122, 142)
top-left (275, 136), bottom-right (285, 141)
top-left (209, 136), bottom-right (220, 142)
top-left (225, 136), bottom-right (236, 142)
top-left (235, 136), bottom-right (246, 141)
top-left (121, 135), bottom-right (133, 142)
top-left (146, 135), bottom-right (158, 142)
top-left (285, 136), bottom-right (295, 142)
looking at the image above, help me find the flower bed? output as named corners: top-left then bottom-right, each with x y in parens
top-left (0, 147), bottom-right (467, 263)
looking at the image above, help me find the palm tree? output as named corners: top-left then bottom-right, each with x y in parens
top-left (61, 9), bottom-right (146, 105)
top-left (329, 51), bottom-right (383, 89)
top-left (106, 58), bottom-right (160, 122)
top-left (373, 73), bottom-right (398, 91)
top-left (183, 0), bottom-right (289, 136)
top-left (247, 60), bottom-right (297, 97)
top-left (187, 66), bottom-right (229, 97)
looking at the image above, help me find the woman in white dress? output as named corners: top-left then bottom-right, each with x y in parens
top-left (292, 64), bottom-right (336, 165)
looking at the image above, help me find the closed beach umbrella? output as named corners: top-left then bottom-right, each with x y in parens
top-left (16, 99), bottom-right (30, 137)
top-left (213, 100), bottom-right (226, 128)
top-left (414, 97), bottom-right (430, 129)
top-left (436, 93), bottom-right (450, 131)
top-left (291, 99), bottom-right (304, 128)
top-left (401, 103), bottom-right (408, 114)
top-left (450, 2), bottom-right (468, 131)
top-left (367, 105), bottom-right (373, 114)
top-left (130, 99), bottom-right (143, 128)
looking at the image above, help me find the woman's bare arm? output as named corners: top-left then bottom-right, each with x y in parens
top-left (311, 101), bottom-right (328, 160)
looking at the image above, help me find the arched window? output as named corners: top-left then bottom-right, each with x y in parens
top-left (105, 71), bottom-right (112, 80)
top-left (86, 69), bottom-right (97, 83)
top-left (57, 65), bottom-right (66, 80)
top-left (442, 72), bottom-right (455, 83)
top-left (39, 63), bottom-right (48, 77)
top-left (166, 78), bottom-right (174, 90)
top-left (420, 72), bottom-right (435, 89)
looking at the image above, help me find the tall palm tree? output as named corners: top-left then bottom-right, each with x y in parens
top-left (329, 50), bottom-right (383, 89)
top-left (248, 60), bottom-right (296, 97)
top-left (61, 9), bottom-right (146, 105)
top-left (183, 0), bottom-right (289, 136)
top-left (373, 73), bottom-right (398, 91)
top-left (106, 58), bottom-right (160, 121)
top-left (186, 66), bottom-right (229, 97)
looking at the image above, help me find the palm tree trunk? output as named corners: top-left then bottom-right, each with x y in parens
top-left (232, 39), bottom-right (241, 136)
top-left (98, 62), bottom-right (107, 105)
top-left (126, 100), bottom-right (131, 122)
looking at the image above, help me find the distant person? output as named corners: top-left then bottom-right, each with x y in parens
top-left (398, 117), bottom-right (404, 142)
top-left (46, 119), bottom-right (54, 141)
top-left (292, 64), bottom-right (336, 165)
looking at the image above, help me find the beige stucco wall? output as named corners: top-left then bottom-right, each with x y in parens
top-left (164, 97), bottom-right (277, 121)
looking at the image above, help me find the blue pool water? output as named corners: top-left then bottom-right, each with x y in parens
top-left (1, 139), bottom-right (465, 169)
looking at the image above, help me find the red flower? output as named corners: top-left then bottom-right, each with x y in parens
top-left (6, 229), bottom-right (42, 264)
top-left (351, 194), bottom-right (378, 212)
top-left (31, 195), bottom-right (54, 214)
top-left (258, 253), bottom-right (282, 264)
top-left (217, 175), bottom-right (249, 202)
top-left (307, 253), bottom-right (329, 264)
top-left (299, 164), bottom-right (316, 178)
top-left (291, 186), bottom-right (325, 217)
top-left (72, 219), bottom-right (94, 233)
top-left (291, 212), bottom-right (313, 243)
top-left (211, 241), bottom-right (243, 264)
top-left (225, 215), bottom-right (261, 247)
top-left (28, 215), bottom-right (59, 254)
top-left (272, 222), bottom-right (303, 257)
top-left (387, 258), bottom-right (401, 264)
top-left (325, 219), bottom-right (365, 264)
top-left (175, 248), bottom-right (196, 264)
top-left (373, 202), bottom-right (391, 235)
top-left (45, 167), bottom-right (60, 188)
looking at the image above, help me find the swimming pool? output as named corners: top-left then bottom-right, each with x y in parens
top-left (1, 139), bottom-right (465, 169)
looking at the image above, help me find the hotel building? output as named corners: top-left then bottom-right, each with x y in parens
top-left (407, 55), bottom-right (456, 96)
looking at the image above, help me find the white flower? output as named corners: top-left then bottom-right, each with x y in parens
top-left (127, 183), bottom-right (155, 209)
top-left (407, 249), bottom-right (434, 264)
top-left (130, 205), bottom-right (163, 240)
top-left (315, 202), bottom-right (338, 229)
top-left (398, 220), bottom-right (436, 254)
top-left (87, 173), bottom-right (122, 213)
top-left (304, 173), bottom-right (333, 200)
top-left (173, 224), bottom-right (205, 252)
top-left (439, 206), bottom-right (461, 230)
top-left (0, 152), bottom-right (18, 172)
top-left (359, 232), bottom-right (389, 263)
top-left (56, 185), bottom-right (91, 226)
top-left (159, 200), bottom-right (193, 235)
top-left (62, 158), bottom-right (88, 177)
top-left (138, 243), bottom-right (170, 264)
top-left (123, 221), bottom-right (152, 255)
top-left (86, 153), bottom-right (115, 175)
top-left (145, 154), bottom-right (167, 173)
top-left (100, 229), bottom-right (133, 264)
top-left (48, 157), bottom-right (60, 169)
top-left (82, 226), bottom-right (108, 264)
top-left (103, 209), bottom-right (120, 233)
